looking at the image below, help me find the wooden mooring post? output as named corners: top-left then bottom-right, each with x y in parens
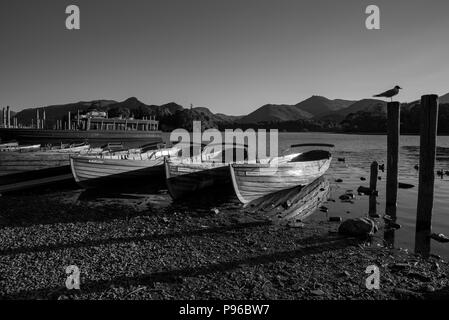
top-left (415, 94), bottom-right (439, 257)
top-left (386, 102), bottom-right (400, 217)
top-left (369, 161), bottom-right (378, 216)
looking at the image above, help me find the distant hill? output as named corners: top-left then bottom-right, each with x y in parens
top-left (238, 104), bottom-right (313, 123)
top-left (239, 96), bottom-right (354, 124)
top-left (13, 97), bottom-right (240, 131)
top-left (318, 99), bottom-right (387, 122)
top-left (16, 100), bottom-right (117, 125)
top-left (295, 96), bottom-right (354, 117)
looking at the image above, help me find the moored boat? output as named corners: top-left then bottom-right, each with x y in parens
top-left (244, 176), bottom-right (330, 223)
top-left (229, 144), bottom-right (333, 205)
top-left (70, 144), bottom-right (183, 188)
top-left (0, 143), bottom-right (95, 193)
top-left (0, 144), bottom-right (41, 152)
top-left (165, 143), bottom-right (248, 200)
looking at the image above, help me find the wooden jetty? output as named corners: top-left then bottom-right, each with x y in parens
top-left (0, 107), bottom-right (162, 148)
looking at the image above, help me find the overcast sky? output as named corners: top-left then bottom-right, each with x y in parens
top-left (1, 0), bottom-right (448, 114)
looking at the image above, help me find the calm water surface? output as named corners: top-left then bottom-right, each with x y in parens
top-left (278, 133), bottom-right (449, 259)
top-left (163, 132), bottom-right (449, 258)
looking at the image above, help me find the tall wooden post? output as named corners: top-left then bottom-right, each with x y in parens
top-left (415, 95), bottom-right (439, 257)
top-left (386, 102), bottom-right (400, 217)
top-left (68, 112), bottom-right (71, 130)
top-left (369, 161), bottom-right (378, 216)
top-left (6, 106), bottom-right (10, 128)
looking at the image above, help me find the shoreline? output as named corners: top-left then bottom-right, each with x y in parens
top-left (0, 185), bottom-right (447, 300)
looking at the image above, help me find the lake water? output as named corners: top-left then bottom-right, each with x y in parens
top-left (163, 132), bottom-right (449, 259)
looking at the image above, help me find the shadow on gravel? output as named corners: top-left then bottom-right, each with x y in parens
top-left (0, 235), bottom-right (358, 299)
top-left (0, 221), bottom-right (272, 256)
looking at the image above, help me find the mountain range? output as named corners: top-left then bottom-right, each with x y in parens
top-left (11, 93), bottom-right (449, 130)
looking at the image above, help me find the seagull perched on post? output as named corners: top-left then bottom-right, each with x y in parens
top-left (373, 85), bottom-right (402, 102)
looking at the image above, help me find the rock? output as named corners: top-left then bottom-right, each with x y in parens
top-left (282, 200), bottom-right (292, 209)
top-left (398, 182), bottom-right (414, 189)
top-left (287, 221), bottom-right (305, 228)
top-left (387, 222), bottom-right (401, 230)
top-left (339, 193), bottom-right (355, 201)
top-left (378, 164), bottom-right (385, 171)
top-left (423, 285), bottom-right (435, 293)
top-left (337, 158), bottom-right (345, 162)
top-left (329, 216), bottom-right (342, 222)
top-left (430, 233), bottom-right (449, 243)
top-left (310, 289), bottom-right (325, 296)
top-left (357, 186), bottom-right (373, 195)
top-left (335, 179), bottom-right (343, 183)
top-left (340, 271), bottom-right (351, 278)
top-left (390, 263), bottom-right (410, 270)
top-left (338, 218), bottom-right (378, 237)
top-left (394, 288), bottom-right (420, 299)
top-left (210, 208), bottom-right (220, 214)
top-left (408, 272), bottom-right (432, 282)
top-left (414, 165), bottom-right (419, 170)
top-left (319, 206), bottom-right (328, 213)
top-left (360, 177), bottom-right (366, 181)
top-left (378, 176), bottom-right (382, 180)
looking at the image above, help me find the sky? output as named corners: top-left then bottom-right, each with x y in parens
top-left (1, 0), bottom-right (449, 115)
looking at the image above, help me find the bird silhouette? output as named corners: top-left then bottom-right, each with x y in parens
top-left (373, 85), bottom-right (402, 102)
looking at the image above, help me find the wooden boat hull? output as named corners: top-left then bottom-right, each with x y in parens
top-left (0, 145), bottom-right (92, 176)
top-left (70, 156), bottom-right (165, 188)
top-left (230, 156), bottom-right (332, 204)
top-left (165, 160), bottom-right (231, 200)
top-left (0, 152), bottom-right (73, 176)
top-left (0, 128), bottom-right (162, 148)
top-left (0, 165), bottom-right (74, 193)
top-left (245, 176), bottom-right (330, 223)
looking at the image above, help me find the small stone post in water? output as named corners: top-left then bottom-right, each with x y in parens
top-left (415, 94), bottom-right (439, 257)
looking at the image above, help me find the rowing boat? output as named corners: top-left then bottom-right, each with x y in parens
top-left (0, 143), bottom-right (94, 193)
top-left (229, 144), bottom-right (333, 205)
top-left (165, 144), bottom-right (247, 200)
top-left (70, 144), bottom-right (187, 188)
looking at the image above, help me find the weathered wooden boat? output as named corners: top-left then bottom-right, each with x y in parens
top-left (0, 144), bottom-right (41, 152)
top-left (229, 144), bottom-right (333, 204)
top-left (244, 176), bottom-right (330, 223)
top-left (0, 141), bottom-right (19, 149)
top-left (165, 144), bottom-right (248, 200)
top-left (70, 144), bottom-right (183, 188)
top-left (0, 143), bottom-right (95, 192)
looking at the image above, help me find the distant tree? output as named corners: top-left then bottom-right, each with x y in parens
top-left (108, 106), bottom-right (131, 119)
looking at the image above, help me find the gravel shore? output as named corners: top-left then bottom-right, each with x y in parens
top-left (0, 184), bottom-right (448, 300)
